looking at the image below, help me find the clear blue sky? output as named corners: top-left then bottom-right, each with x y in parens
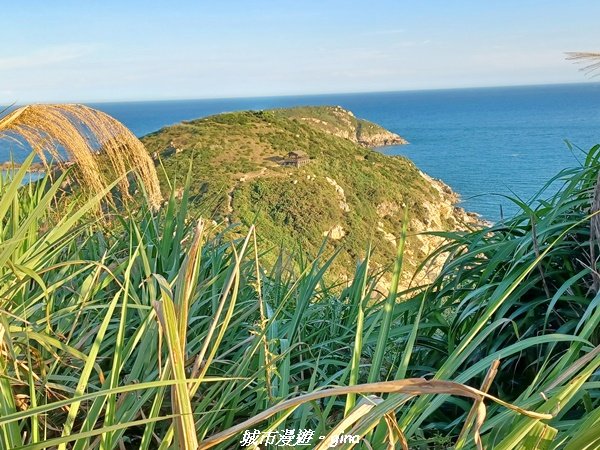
top-left (2, 1), bottom-right (600, 103)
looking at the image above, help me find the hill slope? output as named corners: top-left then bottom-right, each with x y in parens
top-left (142, 106), bottom-right (478, 287)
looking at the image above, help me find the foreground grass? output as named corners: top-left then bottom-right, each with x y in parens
top-left (0, 149), bottom-right (599, 449)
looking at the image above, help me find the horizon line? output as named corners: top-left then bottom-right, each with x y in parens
top-left (6, 80), bottom-right (599, 106)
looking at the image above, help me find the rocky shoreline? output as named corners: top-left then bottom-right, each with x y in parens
top-left (289, 105), bottom-right (409, 148)
top-left (373, 169), bottom-right (487, 292)
top-left (357, 132), bottom-right (408, 147)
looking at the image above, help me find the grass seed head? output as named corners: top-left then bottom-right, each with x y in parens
top-left (0, 104), bottom-right (162, 210)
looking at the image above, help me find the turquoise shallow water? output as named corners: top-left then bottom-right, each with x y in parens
top-left (3, 83), bottom-right (600, 220)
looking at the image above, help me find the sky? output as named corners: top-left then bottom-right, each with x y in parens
top-left (2, 0), bottom-right (600, 103)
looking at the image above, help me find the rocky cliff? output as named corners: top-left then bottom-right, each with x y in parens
top-left (276, 105), bottom-right (408, 147)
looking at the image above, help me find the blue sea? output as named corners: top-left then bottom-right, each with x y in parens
top-left (5, 83), bottom-right (600, 220)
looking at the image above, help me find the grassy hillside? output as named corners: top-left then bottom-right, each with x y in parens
top-left (142, 106), bottom-right (474, 286)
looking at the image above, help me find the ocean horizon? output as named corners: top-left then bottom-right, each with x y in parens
top-left (3, 82), bottom-right (600, 221)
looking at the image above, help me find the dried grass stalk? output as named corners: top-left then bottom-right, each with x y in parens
top-left (456, 359), bottom-right (500, 449)
top-left (565, 52), bottom-right (600, 76)
top-left (197, 378), bottom-right (553, 449)
top-left (0, 104), bottom-right (162, 209)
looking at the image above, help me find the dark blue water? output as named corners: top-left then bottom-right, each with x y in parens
top-left (4, 83), bottom-right (600, 220)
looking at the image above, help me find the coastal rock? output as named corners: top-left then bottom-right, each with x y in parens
top-left (324, 224), bottom-right (346, 240)
top-left (284, 105), bottom-right (408, 148)
top-left (406, 175), bottom-right (483, 288)
top-left (376, 200), bottom-right (403, 218)
top-left (325, 176), bottom-right (351, 212)
top-left (372, 170), bottom-right (484, 291)
top-left (377, 222), bottom-right (397, 246)
top-left (357, 130), bottom-right (408, 147)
